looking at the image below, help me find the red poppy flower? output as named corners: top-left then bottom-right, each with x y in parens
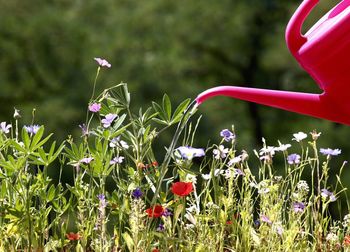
top-left (66, 232), bottom-right (81, 241)
top-left (226, 220), bottom-right (233, 225)
top-left (344, 235), bottom-right (350, 246)
top-left (151, 161), bottom-right (159, 167)
top-left (152, 249), bottom-right (160, 252)
top-left (171, 182), bottom-right (193, 197)
top-left (145, 205), bottom-right (164, 218)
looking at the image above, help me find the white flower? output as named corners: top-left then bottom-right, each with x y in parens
top-left (110, 156), bottom-right (124, 164)
top-left (186, 174), bottom-right (197, 185)
top-left (185, 213), bottom-right (197, 225)
top-left (343, 214), bottom-right (350, 227)
top-left (0, 122), bottom-right (12, 134)
top-left (186, 205), bottom-right (197, 213)
top-left (213, 145), bottom-right (229, 159)
top-left (202, 173), bottom-right (211, 180)
top-left (184, 224), bottom-right (195, 230)
top-left (110, 137), bottom-right (129, 149)
top-left (275, 143), bottom-right (291, 152)
top-left (223, 169), bottom-right (233, 179)
top-left (326, 232), bottom-right (338, 242)
top-left (259, 146), bottom-right (276, 156)
top-left (272, 222), bottom-right (284, 236)
top-left (297, 180), bottom-right (309, 193)
top-left (292, 132), bottom-right (307, 142)
top-left (206, 202), bottom-right (219, 209)
top-left (228, 156), bottom-right (242, 166)
top-left (214, 169), bottom-right (224, 176)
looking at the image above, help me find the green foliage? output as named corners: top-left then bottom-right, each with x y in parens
top-left (0, 81), bottom-right (350, 251)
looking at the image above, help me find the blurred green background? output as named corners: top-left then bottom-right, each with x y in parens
top-left (0, 0), bottom-right (349, 189)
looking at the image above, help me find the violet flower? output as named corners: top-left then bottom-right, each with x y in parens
top-left (293, 202), bottom-right (305, 213)
top-left (80, 157), bottom-right (94, 164)
top-left (162, 208), bottom-right (172, 217)
top-left (321, 188), bottom-right (337, 202)
top-left (0, 122), bottom-right (11, 134)
top-left (156, 223), bottom-right (165, 232)
top-left (132, 188), bottom-right (143, 199)
top-left (320, 148), bottom-right (341, 156)
top-left (97, 194), bottom-right (108, 209)
top-left (79, 124), bottom-right (89, 136)
top-left (234, 168), bottom-right (244, 177)
top-left (110, 156), bottom-right (124, 165)
top-left (213, 145), bottom-right (229, 159)
top-left (24, 125), bottom-right (40, 135)
top-left (287, 154), bottom-right (301, 165)
top-left (176, 146), bottom-right (205, 160)
top-left (88, 103), bottom-right (101, 113)
top-left (260, 214), bottom-right (272, 224)
top-left (94, 57), bottom-right (111, 68)
top-left (220, 129), bottom-right (235, 142)
top-left (101, 113), bottom-right (118, 128)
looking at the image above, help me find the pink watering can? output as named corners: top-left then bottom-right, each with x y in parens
top-left (196, 0), bottom-right (350, 125)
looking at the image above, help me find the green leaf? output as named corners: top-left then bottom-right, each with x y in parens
top-left (47, 184), bottom-right (56, 202)
top-left (162, 94), bottom-right (172, 121)
top-left (112, 114), bottom-right (127, 131)
top-left (171, 98), bottom-right (191, 123)
top-left (174, 203), bottom-right (184, 224)
top-left (152, 118), bottom-right (168, 126)
top-left (9, 140), bottom-right (26, 153)
top-left (122, 232), bottom-right (134, 251)
top-left (22, 128), bottom-right (31, 150)
top-left (152, 101), bottom-right (166, 120)
top-left (30, 126), bottom-right (45, 151)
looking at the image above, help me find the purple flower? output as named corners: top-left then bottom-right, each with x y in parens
top-left (220, 129), bottom-right (235, 142)
top-left (293, 202), bottom-right (305, 213)
top-left (321, 188), bottom-right (337, 202)
top-left (94, 57), bottom-right (111, 68)
top-left (24, 125), bottom-right (40, 135)
top-left (110, 156), bottom-right (124, 165)
top-left (79, 124), bottom-right (89, 136)
top-left (101, 113), bottom-right (118, 128)
top-left (97, 194), bottom-right (108, 208)
top-left (97, 194), bottom-right (105, 201)
top-left (260, 214), bottom-right (272, 224)
top-left (0, 122), bottom-right (12, 134)
top-left (213, 145), bottom-right (229, 159)
top-left (156, 223), bottom-right (165, 232)
top-left (132, 188), bottom-right (143, 199)
top-left (287, 154), bottom-right (301, 165)
top-left (254, 219), bottom-right (261, 227)
top-left (88, 103), bottom-right (101, 113)
top-left (320, 148), bottom-right (341, 156)
top-left (162, 208), bottom-right (172, 217)
top-left (176, 146), bottom-right (205, 160)
top-left (234, 168), bottom-right (244, 176)
top-left (80, 157), bottom-right (94, 164)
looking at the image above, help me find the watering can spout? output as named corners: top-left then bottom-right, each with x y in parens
top-left (195, 86), bottom-right (350, 125)
top-left (285, 0), bottom-right (319, 55)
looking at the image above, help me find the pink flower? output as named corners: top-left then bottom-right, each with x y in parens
top-left (94, 57), bottom-right (111, 68)
top-left (88, 103), bottom-right (101, 113)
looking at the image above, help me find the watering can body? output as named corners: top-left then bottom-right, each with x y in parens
top-left (196, 0), bottom-right (350, 125)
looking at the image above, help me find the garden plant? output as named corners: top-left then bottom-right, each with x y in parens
top-left (1, 58), bottom-right (350, 251)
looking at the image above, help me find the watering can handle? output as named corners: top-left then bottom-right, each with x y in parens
top-left (286, 0), bottom-right (319, 55)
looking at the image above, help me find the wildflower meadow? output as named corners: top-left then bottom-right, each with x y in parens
top-left (1, 58), bottom-right (350, 251)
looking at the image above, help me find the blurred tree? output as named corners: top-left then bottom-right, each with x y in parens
top-left (0, 0), bottom-right (348, 156)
